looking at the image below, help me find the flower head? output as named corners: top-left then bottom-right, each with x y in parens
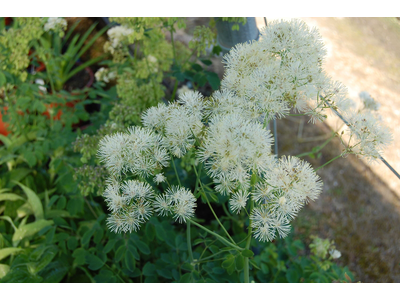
top-left (198, 113), bottom-right (274, 193)
top-left (154, 186), bottom-right (197, 223)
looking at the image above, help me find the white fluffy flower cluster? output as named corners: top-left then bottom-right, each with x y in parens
top-left (105, 179), bottom-right (154, 233)
top-left (249, 156), bottom-right (323, 242)
top-left (107, 25), bottom-right (134, 49)
top-left (359, 91), bottom-right (381, 111)
top-left (221, 19), bottom-right (334, 122)
top-left (344, 110), bottom-right (392, 162)
top-left (198, 113), bottom-right (275, 194)
top-left (44, 17), bottom-right (67, 32)
top-left (98, 126), bottom-right (169, 176)
top-left (95, 67), bottom-right (117, 83)
top-left (142, 91), bottom-right (205, 157)
top-left (153, 186), bottom-right (197, 223)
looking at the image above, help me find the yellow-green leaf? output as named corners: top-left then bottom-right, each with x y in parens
top-left (0, 264), bottom-right (10, 279)
top-left (16, 182), bottom-right (44, 220)
top-left (17, 202), bottom-right (33, 218)
top-left (0, 247), bottom-right (23, 261)
top-left (0, 193), bottom-right (24, 202)
top-left (12, 219), bottom-right (53, 247)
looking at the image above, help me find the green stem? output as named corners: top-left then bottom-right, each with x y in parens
top-left (187, 222), bottom-right (193, 263)
top-left (196, 249), bottom-right (230, 263)
top-left (297, 133), bottom-right (336, 158)
top-left (243, 198), bottom-right (254, 283)
top-left (170, 79), bottom-right (179, 101)
top-left (192, 163), bottom-right (236, 245)
top-left (170, 25), bottom-right (176, 62)
top-left (315, 153), bottom-right (343, 171)
top-left (170, 154), bottom-right (181, 186)
top-left (189, 220), bottom-right (244, 251)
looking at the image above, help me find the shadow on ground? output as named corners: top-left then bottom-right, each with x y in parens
top-left (278, 115), bottom-right (400, 283)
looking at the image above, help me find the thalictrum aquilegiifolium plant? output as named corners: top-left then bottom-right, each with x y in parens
top-left (96, 19), bottom-right (393, 282)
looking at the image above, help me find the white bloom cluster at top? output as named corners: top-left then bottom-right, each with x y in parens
top-left (221, 19), bottom-right (331, 123)
top-left (95, 67), bottom-right (117, 83)
top-left (98, 19), bottom-right (392, 241)
top-left (107, 25), bottom-right (134, 49)
top-left (359, 91), bottom-right (381, 111)
top-left (44, 17), bottom-right (67, 32)
top-left (344, 110), bottom-right (392, 162)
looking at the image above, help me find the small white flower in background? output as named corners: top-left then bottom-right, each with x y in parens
top-left (153, 173), bottom-right (166, 185)
top-left (147, 55), bottom-right (158, 73)
top-left (359, 91), bottom-right (381, 111)
top-left (44, 17), bottom-right (67, 32)
top-left (35, 79), bottom-right (47, 93)
top-left (176, 85), bottom-right (191, 98)
top-left (107, 25), bottom-right (134, 48)
top-left (345, 110), bottom-right (393, 162)
top-left (329, 249), bottom-right (341, 259)
top-left (95, 67), bottom-right (116, 83)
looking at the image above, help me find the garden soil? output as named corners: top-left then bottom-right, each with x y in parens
top-left (179, 17), bottom-right (400, 283)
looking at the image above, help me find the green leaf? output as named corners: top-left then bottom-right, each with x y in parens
top-left (104, 239), bottom-right (117, 254)
top-left (40, 260), bottom-right (69, 283)
top-left (179, 273), bottom-right (191, 283)
top-left (0, 193), bottom-right (24, 202)
top-left (200, 59), bottom-right (212, 66)
top-left (33, 248), bottom-right (58, 273)
top-left (205, 72), bottom-right (220, 90)
top-left (181, 263), bottom-right (193, 271)
top-left (0, 71), bottom-right (6, 87)
top-left (235, 254), bottom-right (245, 271)
top-left (155, 224), bottom-right (167, 241)
top-left (72, 248), bottom-right (87, 266)
top-left (212, 267), bottom-right (225, 275)
top-left (286, 267), bottom-right (300, 283)
top-left (241, 249), bottom-right (254, 258)
top-left (127, 241), bottom-right (140, 260)
top-left (47, 195), bottom-right (59, 208)
top-left (94, 269), bottom-right (117, 283)
top-left (56, 196), bottom-right (66, 210)
top-left (16, 182), bottom-right (44, 220)
top-left (125, 251), bottom-right (136, 272)
top-left (12, 219), bottom-right (53, 246)
top-left (0, 247), bottom-right (23, 261)
top-left (22, 151), bottom-right (37, 168)
top-left (86, 254), bottom-right (105, 271)
top-left (157, 268), bottom-right (172, 279)
top-left (193, 73), bottom-right (207, 87)
top-left (222, 255), bottom-right (235, 269)
top-left (212, 45), bottom-right (222, 55)
top-left (133, 240), bottom-right (150, 255)
top-left (191, 63), bottom-right (203, 72)
top-left (0, 264), bottom-right (10, 279)
top-left (142, 262), bottom-right (156, 277)
top-left (145, 222), bottom-right (156, 241)
top-left (67, 237), bottom-right (78, 251)
top-left (81, 229), bottom-right (94, 247)
top-left (115, 245), bottom-right (126, 262)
